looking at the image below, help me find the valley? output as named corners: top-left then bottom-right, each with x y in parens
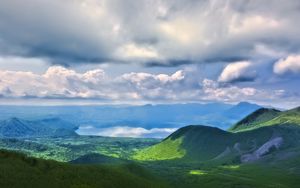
top-left (0, 105), bottom-right (300, 187)
top-left (0, 136), bottom-right (159, 162)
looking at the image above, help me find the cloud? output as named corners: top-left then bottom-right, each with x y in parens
top-left (0, 65), bottom-right (187, 100)
top-left (76, 125), bottom-right (177, 138)
top-left (273, 55), bottom-right (300, 75)
top-left (218, 61), bottom-right (257, 83)
top-left (1, 0), bottom-right (300, 66)
top-left (0, 65), bottom-right (294, 106)
top-left (202, 79), bottom-right (257, 101)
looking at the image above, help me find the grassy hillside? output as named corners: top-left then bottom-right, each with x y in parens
top-left (2, 123), bottom-right (300, 188)
top-left (133, 124), bottom-right (300, 163)
top-left (230, 107), bottom-right (300, 132)
top-left (229, 108), bottom-right (281, 132)
top-left (133, 124), bottom-right (300, 187)
top-left (259, 107), bottom-right (300, 126)
top-left (133, 125), bottom-right (232, 161)
top-left (152, 162), bottom-right (300, 188)
top-left (133, 137), bottom-right (185, 161)
top-left (0, 150), bottom-right (167, 188)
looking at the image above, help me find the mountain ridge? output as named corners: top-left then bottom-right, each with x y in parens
top-left (0, 117), bottom-right (78, 138)
top-left (230, 106), bottom-right (300, 132)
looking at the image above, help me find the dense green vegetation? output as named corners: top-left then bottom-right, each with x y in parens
top-left (1, 148), bottom-right (300, 188)
top-left (133, 137), bottom-right (185, 161)
top-left (145, 161), bottom-right (300, 188)
top-left (229, 108), bottom-right (281, 131)
top-left (134, 125), bottom-right (233, 161)
top-left (0, 150), bottom-right (167, 188)
top-left (131, 107), bottom-right (300, 187)
top-left (133, 124), bottom-right (300, 163)
top-left (230, 107), bottom-right (300, 132)
top-left (70, 153), bottom-right (127, 164)
top-left (0, 136), bottom-right (159, 162)
top-left (1, 106), bottom-right (300, 187)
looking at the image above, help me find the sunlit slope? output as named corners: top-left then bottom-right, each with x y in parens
top-left (133, 137), bottom-right (185, 160)
top-left (0, 150), bottom-right (167, 188)
top-left (134, 125), bottom-right (233, 161)
top-left (230, 107), bottom-right (300, 132)
top-left (133, 124), bottom-right (300, 162)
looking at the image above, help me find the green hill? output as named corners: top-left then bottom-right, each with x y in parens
top-left (0, 149), bottom-right (167, 188)
top-left (230, 107), bottom-right (300, 132)
top-left (134, 126), bottom-right (233, 161)
top-left (229, 108), bottom-right (281, 132)
top-left (133, 124), bottom-right (300, 163)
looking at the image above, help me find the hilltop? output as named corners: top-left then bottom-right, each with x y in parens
top-left (230, 106), bottom-right (300, 132)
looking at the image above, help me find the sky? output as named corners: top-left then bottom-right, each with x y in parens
top-left (0, 0), bottom-right (300, 108)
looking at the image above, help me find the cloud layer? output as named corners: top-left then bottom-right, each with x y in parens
top-left (76, 125), bottom-right (177, 138)
top-left (0, 65), bottom-right (296, 106)
top-left (1, 0), bottom-right (300, 65)
top-left (0, 1), bottom-right (299, 108)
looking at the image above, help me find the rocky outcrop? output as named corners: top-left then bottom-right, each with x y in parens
top-left (241, 137), bottom-right (283, 163)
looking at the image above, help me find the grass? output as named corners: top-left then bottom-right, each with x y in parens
top-left (0, 136), bottom-right (159, 162)
top-left (1, 121), bottom-right (300, 188)
top-left (0, 149), bottom-right (168, 188)
top-left (133, 126), bottom-right (237, 162)
top-left (230, 107), bottom-right (300, 132)
top-left (221, 165), bottom-right (240, 169)
top-left (133, 123), bottom-right (300, 164)
top-left (189, 170), bottom-right (207, 175)
top-left (133, 137), bottom-right (185, 161)
top-left (143, 161), bottom-right (300, 188)
top-left (184, 164), bottom-right (300, 188)
top-left (2, 148), bottom-right (299, 188)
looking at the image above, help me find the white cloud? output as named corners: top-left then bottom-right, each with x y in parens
top-left (121, 70), bottom-right (184, 84)
top-left (218, 61), bottom-right (256, 83)
top-left (76, 125), bottom-right (177, 138)
top-left (116, 43), bottom-right (159, 59)
top-left (273, 55), bottom-right (300, 75)
top-left (0, 65), bottom-right (295, 105)
top-left (202, 79), bottom-right (257, 102)
top-left (0, 65), bottom-right (187, 100)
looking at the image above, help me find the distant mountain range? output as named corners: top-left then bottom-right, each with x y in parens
top-left (133, 106), bottom-right (300, 164)
top-left (0, 102), bottom-right (262, 130)
top-left (0, 117), bottom-right (78, 138)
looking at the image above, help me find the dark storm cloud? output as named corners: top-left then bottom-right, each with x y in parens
top-left (1, 0), bottom-right (300, 66)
